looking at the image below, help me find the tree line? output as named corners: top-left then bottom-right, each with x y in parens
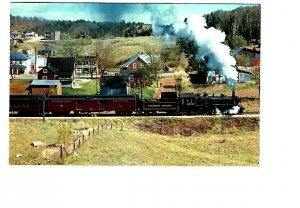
top-left (10, 15), bottom-right (152, 39)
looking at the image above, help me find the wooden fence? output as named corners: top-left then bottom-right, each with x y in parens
top-left (59, 122), bottom-right (124, 159)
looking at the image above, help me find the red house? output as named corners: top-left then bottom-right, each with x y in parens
top-left (38, 65), bottom-right (59, 80)
top-left (120, 52), bottom-right (158, 86)
top-left (231, 47), bottom-right (260, 67)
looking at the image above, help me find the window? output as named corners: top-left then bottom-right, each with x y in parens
top-left (129, 75), bottom-right (134, 81)
top-left (141, 63), bottom-right (144, 68)
top-left (43, 68), bottom-right (48, 73)
top-left (42, 76), bottom-right (47, 80)
top-left (133, 63), bottom-right (137, 69)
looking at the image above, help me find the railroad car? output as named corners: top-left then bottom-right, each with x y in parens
top-left (9, 94), bottom-right (44, 115)
top-left (47, 95), bottom-right (136, 115)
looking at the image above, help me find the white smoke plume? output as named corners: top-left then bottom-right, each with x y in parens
top-left (147, 9), bottom-right (238, 90)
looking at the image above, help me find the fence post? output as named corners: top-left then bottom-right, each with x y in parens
top-left (89, 131), bottom-right (91, 137)
top-left (73, 142), bottom-right (76, 152)
top-left (120, 123), bottom-right (123, 131)
top-left (78, 139), bottom-right (81, 147)
top-left (60, 145), bottom-right (63, 159)
top-left (221, 119), bottom-right (224, 134)
top-left (93, 128), bottom-right (95, 135)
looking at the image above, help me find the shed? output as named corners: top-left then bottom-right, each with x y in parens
top-left (100, 75), bottom-right (128, 95)
top-left (26, 80), bottom-right (62, 95)
top-left (237, 67), bottom-right (252, 83)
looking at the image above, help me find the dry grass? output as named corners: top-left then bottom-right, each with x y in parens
top-left (9, 117), bottom-right (259, 166)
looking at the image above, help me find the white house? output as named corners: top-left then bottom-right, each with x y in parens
top-left (10, 51), bottom-right (31, 75)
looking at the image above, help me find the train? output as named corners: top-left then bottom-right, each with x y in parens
top-left (9, 91), bottom-right (244, 116)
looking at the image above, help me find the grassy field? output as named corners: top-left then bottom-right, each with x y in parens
top-left (9, 116), bottom-right (259, 166)
top-left (19, 36), bottom-right (165, 66)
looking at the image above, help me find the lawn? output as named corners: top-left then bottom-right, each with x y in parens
top-left (9, 116), bottom-right (260, 166)
top-left (62, 79), bottom-right (99, 95)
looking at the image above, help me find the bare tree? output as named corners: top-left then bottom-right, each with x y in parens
top-left (92, 42), bottom-right (116, 73)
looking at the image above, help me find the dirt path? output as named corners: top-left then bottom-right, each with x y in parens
top-left (25, 36), bottom-right (44, 42)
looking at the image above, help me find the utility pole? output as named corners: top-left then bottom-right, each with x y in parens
top-left (34, 47), bottom-right (37, 74)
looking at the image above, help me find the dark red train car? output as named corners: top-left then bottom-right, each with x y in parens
top-left (47, 95), bottom-right (136, 115)
top-left (9, 95), bottom-right (43, 115)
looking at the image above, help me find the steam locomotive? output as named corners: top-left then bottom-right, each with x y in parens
top-left (9, 91), bottom-right (244, 116)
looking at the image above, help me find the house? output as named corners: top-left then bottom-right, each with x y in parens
top-left (29, 55), bottom-right (47, 73)
top-left (44, 31), bottom-right (52, 40)
top-left (38, 65), bottom-right (59, 80)
top-left (41, 57), bottom-right (76, 85)
top-left (231, 47), bottom-right (260, 67)
top-left (236, 67), bottom-right (252, 83)
top-left (54, 31), bottom-right (61, 40)
top-left (120, 52), bottom-right (159, 86)
top-left (10, 51), bottom-right (31, 75)
top-left (188, 58), bottom-right (225, 85)
top-left (38, 47), bottom-right (56, 57)
top-left (75, 56), bottom-right (98, 77)
top-left (26, 80), bottom-right (62, 95)
top-left (44, 31), bottom-right (61, 40)
top-left (100, 75), bottom-right (128, 95)
top-left (25, 31), bottom-right (36, 37)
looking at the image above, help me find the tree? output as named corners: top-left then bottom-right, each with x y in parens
top-left (93, 42), bottom-right (116, 71)
top-left (236, 54), bottom-right (250, 66)
top-left (174, 70), bottom-right (190, 92)
top-left (252, 67), bottom-right (260, 98)
top-left (142, 44), bottom-right (164, 85)
top-left (60, 40), bottom-right (81, 60)
top-left (57, 123), bottom-right (71, 146)
top-left (227, 34), bottom-right (248, 49)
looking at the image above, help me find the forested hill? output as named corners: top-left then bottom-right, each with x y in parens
top-left (204, 5), bottom-right (261, 47)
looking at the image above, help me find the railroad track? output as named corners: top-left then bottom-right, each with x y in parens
top-left (9, 113), bottom-right (260, 119)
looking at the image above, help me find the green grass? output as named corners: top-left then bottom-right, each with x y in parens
top-left (9, 117), bottom-right (260, 166)
top-left (10, 79), bottom-right (33, 84)
top-left (63, 79), bottom-right (99, 95)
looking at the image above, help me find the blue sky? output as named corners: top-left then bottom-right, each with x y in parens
top-left (10, 2), bottom-right (258, 23)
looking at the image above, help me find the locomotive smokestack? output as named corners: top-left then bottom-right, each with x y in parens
top-left (232, 91), bottom-right (235, 97)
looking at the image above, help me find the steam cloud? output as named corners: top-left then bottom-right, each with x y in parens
top-left (145, 7), bottom-right (238, 90)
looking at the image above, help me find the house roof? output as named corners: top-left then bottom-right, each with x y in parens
top-left (47, 57), bottom-right (75, 77)
top-left (10, 51), bottom-right (29, 61)
top-left (236, 66), bottom-right (253, 74)
top-left (123, 53), bottom-right (154, 68)
top-left (230, 47), bottom-right (243, 56)
top-left (123, 54), bottom-right (140, 67)
top-left (41, 66), bottom-right (59, 74)
top-left (30, 80), bottom-right (61, 86)
top-left (231, 47), bottom-right (260, 56)
top-left (10, 64), bottom-right (26, 69)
